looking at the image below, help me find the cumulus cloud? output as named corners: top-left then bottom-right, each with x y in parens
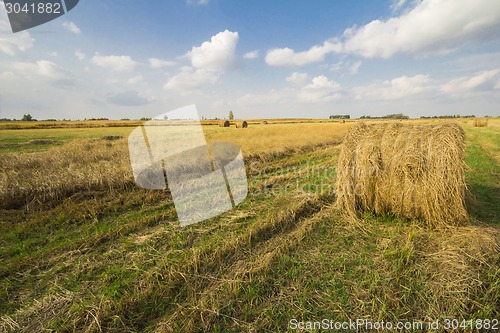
top-left (349, 61), bottom-right (362, 74)
top-left (62, 21), bottom-right (81, 34)
top-left (0, 12), bottom-right (34, 55)
top-left (265, 40), bottom-right (342, 67)
top-left (390, 0), bottom-right (410, 13)
top-left (243, 50), bottom-right (259, 59)
top-left (286, 72), bottom-right (308, 85)
top-left (440, 69), bottom-right (500, 96)
top-left (127, 75), bottom-right (144, 84)
top-left (106, 90), bottom-right (152, 106)
top-left (12, 60), bottom-right (69, 80)
top-left (36, 60), bottom-right (69, 79)
top-left (353, 74), bottom-right (432, 100)
top-left (164, 67), bottom-right (218, 91)
top-left (92, 54), bottom-right (138, 71)
top-left (149, 58), bottom-right (176, 69)
top-left (187, 30), bottom-right (239, 72)
top-left (238, 75), bottom-right (342, 106)
top-left (75, 51), bottom-right (85, 60)
top-left (343, 0), bottom-right (500, 58)
top-left (165, 30), bottom-right (238, 92)
top-left (298, 75), bottom-right (342, 102)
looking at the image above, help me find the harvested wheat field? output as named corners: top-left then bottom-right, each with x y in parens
top-left (336, 122), bottom-right (468, 227)
top-left (0, 119), bottom-right (498, 332)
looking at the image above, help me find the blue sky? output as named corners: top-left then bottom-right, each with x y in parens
top-left (0, 0), bottom-right (499, 120)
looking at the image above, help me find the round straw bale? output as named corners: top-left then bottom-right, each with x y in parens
top-left (473, 118), bottom-right (488, 127)
top-left (335, 122), bottom-right (468, 227)
top-left (236, 120), bottom-right (248, 128)
top-left (219, 120), bottom-right (230, 127)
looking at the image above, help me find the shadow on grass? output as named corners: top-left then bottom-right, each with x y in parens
top-left (466, 183), bottom-right (499, 225)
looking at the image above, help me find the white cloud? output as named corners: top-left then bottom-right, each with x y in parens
top-left (353, 74), bottom-right (432, 100)
top-left (187, 30), bottom-right (239, 72)
top-left (12, 60), bottom-right (69, 80)
top-left (149, 58), bottom-right (176, 69)
top-left (62, 21), bottom-right (81, 34)
top-left (298, 75), bottom-right (342, 102)
top-left (37, 60), bottom-right (69, 79)
top-left (440, 69), bottom-right (500, 96)
top-left (75, 51), bottom-right (85, 60)
top-left (265, 40), bottom-right (342, 67)
top-left (286, 72), bottom-right (308, 85)
top-left (166, 30), bottom-right (239, 92)
top-left (164, 67), bottom-right (218, 91)
top-left (127, 75), bottom-right (144, 84)
top-left (330, 61), bottom-right (343, 72)
top-left (343, 0), bottom-right (500, 58)
top-left (8, 60), bottom-right (74, 90)
top-left (243, 50), bottom-right (259, 59)
top-left (92, 54), bottom-right (138, 71)
top-left (349, 61), bottom-right (362, 74)
top-left (0, 12), bottom-right (34, 55)
top-left (237, 75), bottom-right (342, 106)
top-left (390, 0), bottom-right (410, 13)
top-left (187, 0), bottom-right (209, 5)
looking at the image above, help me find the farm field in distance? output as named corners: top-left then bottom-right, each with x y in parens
top-left (0, 118), bottom-right (498, 332)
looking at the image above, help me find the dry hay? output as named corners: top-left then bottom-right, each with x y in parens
top-left (473, 118), bottom-right (488, 127)
top-left (219, 120), bottom-right (230, 127)
top-left (236, 120), bottom-right (248, 128)
top-left (336, 122), bottom-right (468, 227)
top-left (0, 290), bottom-right (75, 332)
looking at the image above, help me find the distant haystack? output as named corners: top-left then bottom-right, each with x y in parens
top-left (336, 122), bottom-right (468, 228)
top-left (236, 121), bottom-right (248, 128)
top-left (473, 118), bottom-right (488, 127)
top-left (219, 120), bottom-right (230, 127)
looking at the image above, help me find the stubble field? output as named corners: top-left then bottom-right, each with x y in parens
top-left (0, 118), bottom-right (498, 332)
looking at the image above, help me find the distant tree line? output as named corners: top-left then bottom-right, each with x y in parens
top-left (420, 115), bottom-right (476, 119)
top-left (359, 113), bottom-right (409, 119)
top-left (329, 115), bottom-right (350, 119)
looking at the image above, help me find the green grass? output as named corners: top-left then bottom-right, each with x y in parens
top-left (0, 120), bottom-right (498, 332)
top-left (464, 126), bottom-right (500, 224)
top-left (0, 127), bottom-right (136, 153)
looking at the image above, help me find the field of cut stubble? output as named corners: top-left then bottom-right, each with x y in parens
top-left (0, 118), bottom-right (498, 332)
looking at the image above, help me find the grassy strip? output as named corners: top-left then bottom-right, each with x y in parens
top-left (464, 127), bottom-right (499, 224)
